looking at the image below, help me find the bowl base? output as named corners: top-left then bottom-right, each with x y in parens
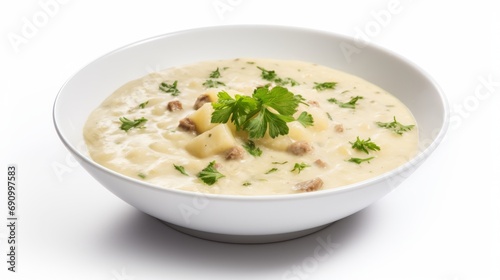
top-left (159, 220), bottom-right (332, 244)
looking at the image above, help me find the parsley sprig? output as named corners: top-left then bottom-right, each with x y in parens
top-left (296, 111), bottom-right (314, 127)
top-left (328, 96), bottom-right (364, 109)
top-left (138, 100), bottom-right (149, 109)
top-left (291, 162), bottom-right (310, 174)
top-left (348, 157), bottom-right (374, 164)
top-left (204, 67), bottom-right (226, 88)
top-left (159, 80), bottom-right (180, 96)
top-left (197, 161), bottom-right (225, 185)
top-left (376, 116), bottom-right (415, 135)
top-left (313, 82), bottom-right (337, 91)
top-left (209, 67), bottom-right (221, 78)
top-left (265, 168), bottom-right (278, 174)
top-left (203, 80), bottom-right (226, 88)
top-left (211, 86), bottom-right (314, 139)
top-left (173, 164), bottom-right (189, 176)
top-left (257, 66), bottom-right (298, 86)
top-left (242, 140), bottom-right (262, 157)
top-left (350, 137), bottom-right (380, 154)
top-left (119, 117), bottom-right (147, 132)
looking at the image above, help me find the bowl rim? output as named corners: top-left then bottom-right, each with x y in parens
top-left (53, 24), bottom-right (450, 201)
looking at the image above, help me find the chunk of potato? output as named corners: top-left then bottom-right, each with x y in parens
top-left (189, 103), bottom-right (218, 133)
top-left (185, 124), bottom-right (235, 158)
top-left (204, 90), bottom-right (219, 102)
top-left (288, 121), bottom-right (312, 141)
top-left (255, 134), bottom-right (292, 151)
top-left (151, 104), bottom-right (166, 116)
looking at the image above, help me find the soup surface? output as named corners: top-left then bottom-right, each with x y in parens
top-left (84, 58), bottom-right (418, 195)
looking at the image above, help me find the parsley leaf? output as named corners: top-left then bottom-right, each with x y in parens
top-left (244, 107), bottom-right (287, 139)
top-left (326, 112), bottom-right (333, 120)
top-left (242, 140), bottom-right (262, 157)
top-left (376, 116), bottom-right (415, 135)
top-left (296, 111), bottom-right (314, 127)
top-left (209, 67), bottom-right (221, 78)
top-left (137, 173), bottom-right (146, 179)
top-left (197, 161), bottom-right (225, 185)
top-left (328, 96), bottom-right (364, 109)
top-left (253, 86), bottom-right (298, 116)
top-left (138, 100), bottom-right (149, 109)
top-left (265, 168), bottom-right (278, 174)
top-left (257, 66), bottom-right (277, 81)
top-left (313, 82), bottom-right (337, 91)
top-left (173, 164), bottom-right (189, 176)
top-left (211, 91), bottom-right (258, 129)
top-left (350, 137), bottom-right (381, 154)
top-left (203, 79), bottom-right (226, 88)
top-left (257, 66), bottom-right (298, 86)
top-left (159, 80), bottom-right (180, 96)
top-left (347, 157), bottom-right (374, 164)
top-left (119, 117), bottom-right (147, 132)
top-left (275, 77), bottom-right (299, 87)
top-left (246, 87), bottom-right (297, 138)
top-left (291, 162), bottom-right (310, 174)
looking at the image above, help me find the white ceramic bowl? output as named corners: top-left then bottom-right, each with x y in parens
top-left (53, 25), bottom-right (448, 243)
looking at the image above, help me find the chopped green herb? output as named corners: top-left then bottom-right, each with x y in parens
top-left (313, 82), bottom-right (337, 91)
top-left (197, 161), bottom-right (225, 186)
top-left (211, 86), bottom-right (312, 139)
top-left (209, 67), bottom-right (221, 78)
top-left (275, 77), bottom-right (299, 86)
top-left (350, 137), bottom-right (380, 154)
top-left (272, 161), bottom-right (288, 165)
top-left (159, 80), bottom-right (180, 96)
top-left (347, 157), bottom-right (374, 164)
top-left (291, 162), bottom-right (310, 174)
top-left (246, 61), bottom-right (255, 64)
top-left (296, 111), bottom-right (314, 127)
top-left (119, 117), bottom-right (147, 132)
top-left (257, 66), bottom-right (277, 81)
top-left (328, 96), bottom-right (364, 109)
top-left (137, 173), bottom-right (146, 179)
top-left (326, 112), bottom-right (333, 121)
top-left (203, 79), bottom-right (226, 88)
top-left (242, 140), bottom-right (262, 157)
top-left (243, 181), bottom-right (252, 186)
top-left (376, 116), bottom-right (415, 135)
top-left (173, 164), bottom-right (189, 176)
top-left (265, 168), bottom-right (278, 174)
top-left (257, 66), bottom-right (298, 86)
top-left (138, 100), bottom-right (149, 109)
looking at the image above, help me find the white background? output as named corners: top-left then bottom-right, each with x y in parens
top-left (1, 0), bottom-right (499, 279)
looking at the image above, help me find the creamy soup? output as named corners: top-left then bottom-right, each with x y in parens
top-left (84, 58), bottom-right (418, 195)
